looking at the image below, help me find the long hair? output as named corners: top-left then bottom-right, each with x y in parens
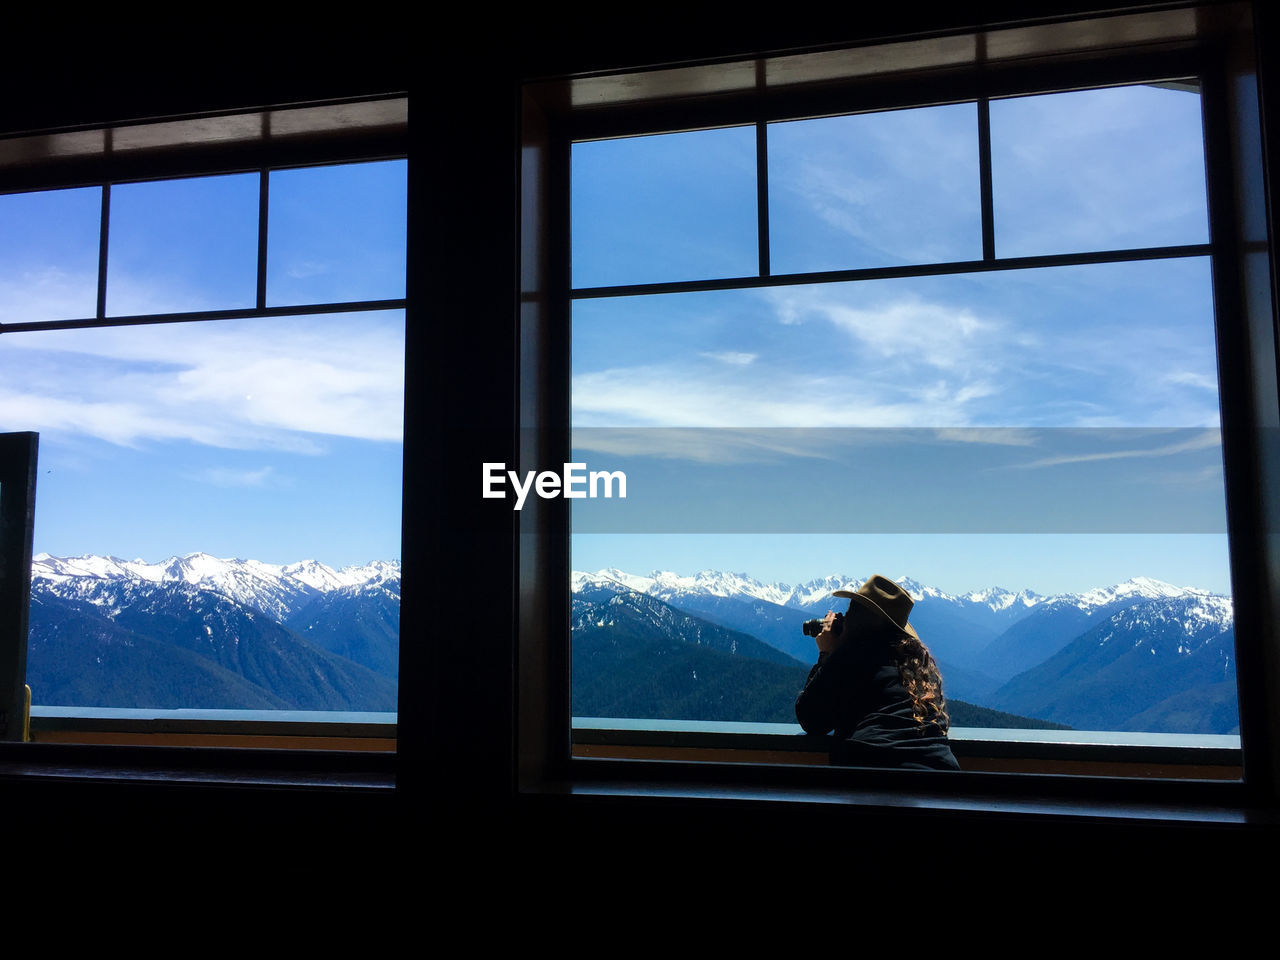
top-left (891, 632), bottom-right (950, 732)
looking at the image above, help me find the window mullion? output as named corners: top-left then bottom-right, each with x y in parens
top-left (96, 184), bottom-right (110, 320)
top-left (256, 170), bottom-right (269, 310)
top-left (978, 96), bottom-right (995, 261)
top-left (0, 432), bottom-right (37, 742)
top-left (756, 119), bottom-right (770, 277)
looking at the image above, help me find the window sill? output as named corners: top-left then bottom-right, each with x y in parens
top-left (554, 719), bottom-right (1266, 832)
top-left (571, 718), bottom-right (1243, 780)
top-left (524, 772), bottom-right (1275, 829)
top-left (0, 739), bottom-right (395, 792)
top-left (27, 706), bottom-right (397, 752)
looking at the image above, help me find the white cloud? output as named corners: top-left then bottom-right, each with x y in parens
top-left (0, 312), bottom-right (404, 450)
top-left (699, 351), bottom-right (757, 366)
top-left (285, 260), bottom-right (329, 280)
top-left (572, 286), bottom-right (1015, 434)
top-left (822, 298), bottom-right (990, 370)
top-left (571, 425), bottom-right (1048, 465)
top-left (0, 268), bottom-right (97, 325)
top-left (764, 287), bottom-right (995, 374)
top-left (990, 86), bottom-right (1208, 252)
top-left (1165, 370), bottom-right (1218, 391)
top-left (932, 427), bottom-right (1039, 446)
top-left (193, 465), bottom-right (280, 487)
top-left (1012, 429), bottom-right (1222, 469)
top-left (571, 427), bottom-right (846, 464)
top-left (572, 362), bottom-right (983, 430)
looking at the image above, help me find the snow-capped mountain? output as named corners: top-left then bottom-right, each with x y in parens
top-left (572, 568), bottom-right (1228, 693)
top-left (33, 552), bottom-right (400, 623)
top-left (972, 577), bottom-right (1217, 681)
top-left (27, 553), bottom-right (402, 710)
top-left (574, 567), bottom-right (816, 608)
top-left (574, 567), bottom-right (1047, 621)
top-left (1058, 576), bottom-right (1210, 613)
top-left (988, 595), bottom-right (1237, 732)
top-left (571, 566), bottom-right (1238, 733)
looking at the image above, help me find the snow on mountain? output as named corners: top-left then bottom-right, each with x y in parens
top-left (960, 586), bottom-right (1045, 614)
top-left (572, 568), bottom-right (659, 596)
top-left (779, 575), bottom-right (858, 611)
top-left (1070, 576), bottom-right (1204, 613)
top-left (573, 567), bottom-right (1051, 614)
top-left (576, 567), bottom-right (805, 607)
top-left (1095, 594), bottom-right (1235, 651)
top-left (32, 553), bottom-right (401, 622)
top-left (570, 567), bottom-right (1226, 651)
top-left (571, 568), bottom-right (1215, 617)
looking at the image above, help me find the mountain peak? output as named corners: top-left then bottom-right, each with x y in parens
top-left (31, 553), bottom-right (399, 618)
top-left (569, 566), bottom-right (1226, 623)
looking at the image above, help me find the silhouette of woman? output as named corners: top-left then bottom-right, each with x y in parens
top-left (795, 574), bottom-right (959, 770)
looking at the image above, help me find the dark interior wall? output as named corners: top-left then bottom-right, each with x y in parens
top-left (2, 4), bottom-right (1278, 875)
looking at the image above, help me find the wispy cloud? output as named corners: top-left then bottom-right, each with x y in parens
top-left (574, 286), bottom-right (1006, 432)
top-left (572, 426), bottom-right (1048, 464)
top-left (572, 427), bottom-right (845, 463)
top-left (573, 363), bottom-right (981, 429)
top-left (763, 286), bottom-right (996, 375)
top-left (0, 268), bottom-right (97, 325)
top-left (1165, 370), bottom-right (1218, 391)
top-left (285, 260), bottom-right (329, 280)
top-left (699, 351), bottom-right (756, 366)
top-left (1, 309), bottom-right (404, 451)
top-left (990, 85), bottom-right (1208, 254)
top-left (770, 104), bottom-right (980, 266)
top-left (932, 428), bottom-right (1039, 446)
top-left (192, 465), bottom-right (281, 487)
top-left (1011, 429), bottom-right (1222, 469)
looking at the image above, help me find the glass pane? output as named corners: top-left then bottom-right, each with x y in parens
top-left (4, 312), bottom-right (403, 714)
top-left (0, 187), bottom-right (100, 324)
top-left (769, 103), bottom-right (982, 273)
top-left (107, 173), bottom-right (258, 316)
top-left (571, 258), bottom-right (1238, 745)
top-left (267, 159), bottom-right (407, 306)
top-left (990, 83), bottom-right (1209, 257)
top-left (574, 259), bottom-right (1218, 429)
top-left (572, 126), bottom-right (758, 288)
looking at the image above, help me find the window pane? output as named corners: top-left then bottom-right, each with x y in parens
top-left (107, 173), bottom-right (258, 316)
top-left (0, 187), bottom-right (100, 324)
top-left (990, 84), bottom-right (1209, 257)
top-left (572, 126), bottom-right (758, 287)
top-left (768, 103), bottom-right (982, 273)
top-left (4, 312), bottom-right (403, 713)
top-left (574, 259), bottom-right (1218, 429)
top-left (267, 160), bottom-right (408, 306)
top-left (571, 258), bottom-right (1238, 743)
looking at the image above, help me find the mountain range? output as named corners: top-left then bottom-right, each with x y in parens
top-left (26, 552), bottom-right (1239, 733)
top-left (572, 568), bottom-right (1238, 734)
top-left (28, 553), bottom-right (400, 711)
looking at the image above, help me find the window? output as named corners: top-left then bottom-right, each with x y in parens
top-left (0, 100), bottom-right (407, 749)
top-left (520, 6), bottom-right (1280, 792)
top-left (568, 83), bottom-right (1233, 754)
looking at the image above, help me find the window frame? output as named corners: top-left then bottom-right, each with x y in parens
top-left (0, 98), bottom-right (408, 762)
top-left (517, 5), bottom-right (1280, 815)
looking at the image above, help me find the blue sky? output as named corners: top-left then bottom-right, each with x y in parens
top-left (569, 84), bottom-right (1232, 595)
top-left (0, 160), bottom-right (406, 567)
top-left (0, 87), bottom-right (1230, 595)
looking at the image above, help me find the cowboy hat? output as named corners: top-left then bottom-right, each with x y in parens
top-left (833, 574), bottom-right (920, 640)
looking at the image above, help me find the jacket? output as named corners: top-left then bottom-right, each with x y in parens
top-left (795, 627), bottom-right (960, 771)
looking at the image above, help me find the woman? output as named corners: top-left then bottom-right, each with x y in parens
top-left (795, 574), bottom-right (959, 771)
